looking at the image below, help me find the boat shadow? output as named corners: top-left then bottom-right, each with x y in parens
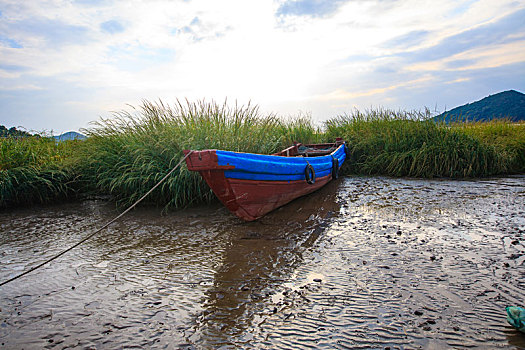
top-left (188, 179), bottom-right (343, 347)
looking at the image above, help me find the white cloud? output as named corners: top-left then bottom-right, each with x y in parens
top-left (0, 0), bottom-right (524, 131)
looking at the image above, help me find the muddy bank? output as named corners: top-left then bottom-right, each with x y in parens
top-left (245, 177), bottom-right (525, 349)
top-left (0, 176), bottom-right (524, 348)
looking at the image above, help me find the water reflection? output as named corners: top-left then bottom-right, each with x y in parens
top-left (4, 176), bottom-right (521, 348)
top-left (188, 180), bottom-right (342, 347)
top-left (0, 181), bottom-right (342, 348)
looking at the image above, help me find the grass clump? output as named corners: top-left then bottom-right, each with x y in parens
top-left (325, 109), bottom-right (505, 177)
top-left (0, 136), bottom-right (81, 208)
top-left (79, 99), bottom-right (321, 210)
top-left (452, 120), bottom-right (525, 173)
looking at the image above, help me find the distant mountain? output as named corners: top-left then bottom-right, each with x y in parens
top-left (435, 90), bottom-right (525, 122)
top-left (54, 131), bottom-right (86, 141)
top-left (0, 127), bottom-right (87, 140)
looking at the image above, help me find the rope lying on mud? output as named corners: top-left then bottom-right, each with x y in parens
top-left (0, 151), bottom-right (193, 287)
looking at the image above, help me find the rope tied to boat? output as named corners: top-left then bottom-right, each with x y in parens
top-left (0, 151), bottom-right (193, 287)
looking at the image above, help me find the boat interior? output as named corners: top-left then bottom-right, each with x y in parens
top-left (272, 139), bottom-right (344, 157)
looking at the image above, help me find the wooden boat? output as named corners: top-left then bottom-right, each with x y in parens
top-left (184, 139), bottom-right (347, 221)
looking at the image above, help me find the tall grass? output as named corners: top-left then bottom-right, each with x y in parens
top-left (2, 101), bottom-right (523, 210)
top-left (325, 109), bottom-right (506, 177)
top-left (0, 136), bottom-right (80, 208)
top-left (79, 99), bottom-right (321, 209)
top-left (452, 120), bottom-right (525, 173)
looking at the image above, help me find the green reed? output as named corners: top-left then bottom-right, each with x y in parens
top-left (0, 136), bottom-right (80, 208)
top-left (79, 99), bottom-right (320, 209)
top-left (451, 120), bottom-right (525, 173)
top-left (325, 108), bottom-right (508, 177)
top-left (2, 101), bottom-right (523, 210)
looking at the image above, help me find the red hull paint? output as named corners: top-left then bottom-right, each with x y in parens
top-left (199, 169), bottom-right (332, 221)
top-left (184, 143), bottom-right (342, 221)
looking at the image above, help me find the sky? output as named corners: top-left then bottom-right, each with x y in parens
top-left (1, 0), bottom-right (524, 134)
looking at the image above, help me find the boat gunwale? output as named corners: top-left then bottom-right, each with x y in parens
top-left (184, 141), bottom-right (346, 178)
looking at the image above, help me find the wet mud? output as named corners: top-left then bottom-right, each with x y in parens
top-left (0, 176), bottom-right (524, 349)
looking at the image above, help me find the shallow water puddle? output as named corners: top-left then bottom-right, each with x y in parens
top-left (1, 176), bottom-right (524, 348)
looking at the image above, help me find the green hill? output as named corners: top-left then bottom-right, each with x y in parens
top-left (435, 90), bottom-right (525, 122)
top-left (0, 125), bottom-right (33, 137)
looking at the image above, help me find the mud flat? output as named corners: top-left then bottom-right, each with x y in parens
top-left (0, 176), bottom-right (524, 349)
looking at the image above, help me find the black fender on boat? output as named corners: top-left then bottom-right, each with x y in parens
top-left (305, 162), bottom-right (316, 184)
top-left (331, 156), bottom-right (339, 179)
